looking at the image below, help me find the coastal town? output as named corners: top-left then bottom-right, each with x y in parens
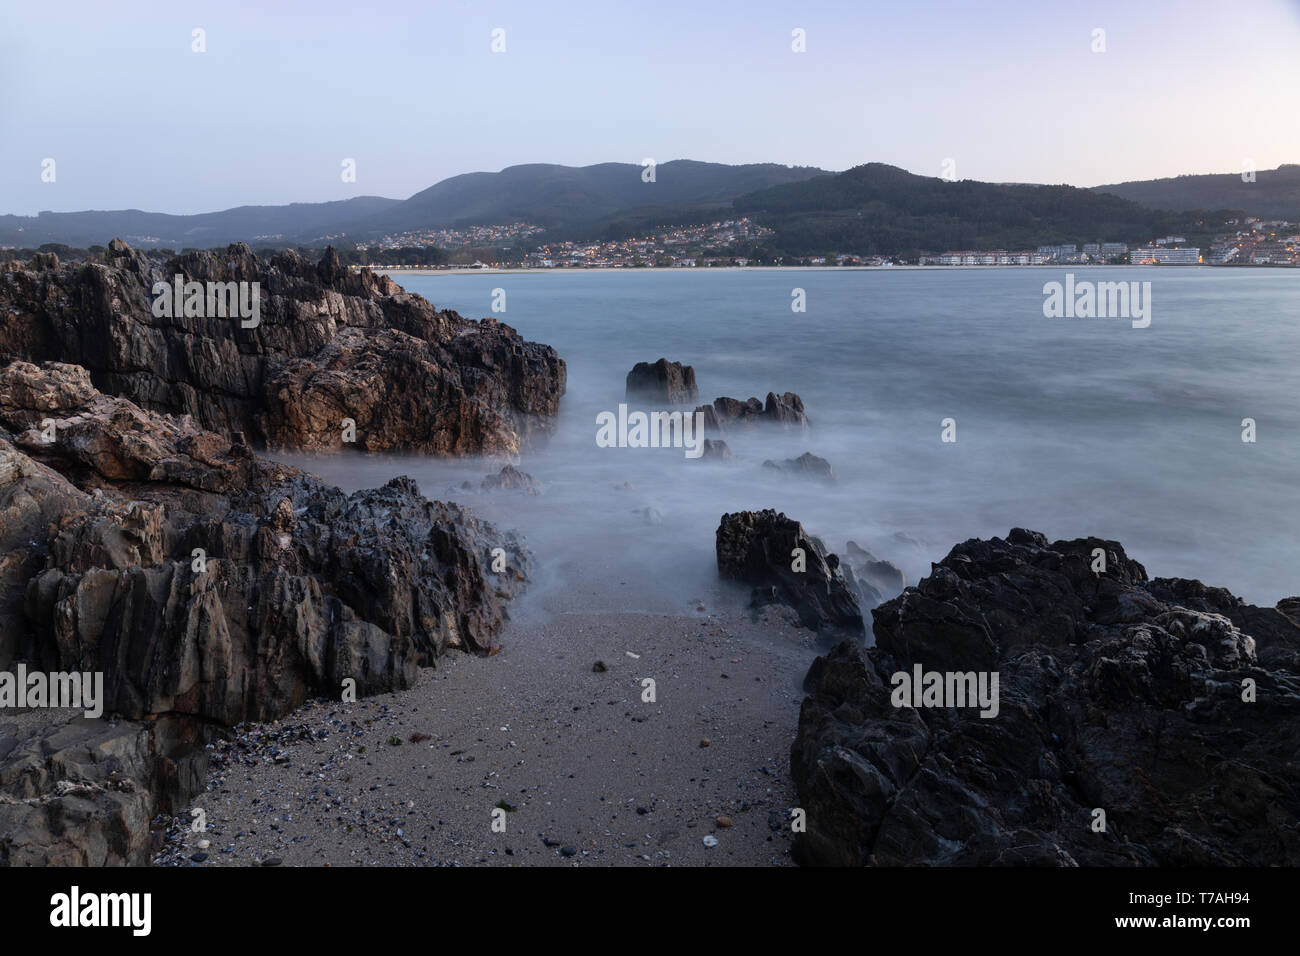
top-left (917, 219), bottom-right (1299, 267)
top-left (357, 216), bottom-right (1298, 270)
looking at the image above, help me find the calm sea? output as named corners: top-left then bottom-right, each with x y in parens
top-left (284, 267), bottom-right (1300, 614)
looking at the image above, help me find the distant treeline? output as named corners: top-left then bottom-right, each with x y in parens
top-left (732, 164), bottom-right (1237, 258)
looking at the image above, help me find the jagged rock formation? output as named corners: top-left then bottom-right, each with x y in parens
top-left (791, 529), bottom-right (1300, 867)
top-left (0, 240), bottom-right (555, 866)
top-left (0, 241), bottom-right (566, 455)
top-left (0, 713), bottom-right (203, 866)
top-left (0, 361), bottom-right (528, 725)
top-left (696, 391), bottom-right (808, 432)
top-left (716, 509), bottom-right (863, 633)
top-left (0, 360), bottom-right (531, 864)
top-left (625, 358), bottom-right (698, 404)
top-left (762, 452), bottom-right (835, 482)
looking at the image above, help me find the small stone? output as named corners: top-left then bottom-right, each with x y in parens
top-left (716, 816), bottom-right (733, 828)
top-left (702, 835), bottom-right (719, 847)
top-left (560, 845), bottom-right (578, 857)
top-left (196, 839), bottom-right (211, 849)
top-left (592, 661), bottom-right (607, 673)
top-left (261, 857), bottom-right (283, 867)
top-left (189, 852), bottom-right (208, 863)
top-left (699, 738), bottom-right (710, 748)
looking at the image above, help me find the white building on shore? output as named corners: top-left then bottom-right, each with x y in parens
top-left (1130, 246), bottom-right (1201, 264)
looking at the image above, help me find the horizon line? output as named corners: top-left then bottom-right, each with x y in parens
top-left (5, 158), bottom-right (1295, 222)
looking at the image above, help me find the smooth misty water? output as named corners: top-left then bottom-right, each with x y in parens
top-left (287, 267), bottom-right (1300, 612)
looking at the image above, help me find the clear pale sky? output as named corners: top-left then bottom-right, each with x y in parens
top-left (2, 0), bottom-right (1297, 215)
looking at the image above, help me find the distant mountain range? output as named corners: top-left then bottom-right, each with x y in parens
top-left (1, 160), bottom-right (1294, 254)
top-left (0, 197), bottom-right (403, 251)
top-left (0, 161), bottom-right (827, 249)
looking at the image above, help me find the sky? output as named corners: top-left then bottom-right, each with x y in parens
top-left (1, 0), bottom-right (1298, 215)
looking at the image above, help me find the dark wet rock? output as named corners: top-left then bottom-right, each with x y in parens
top-left (791, 528), bottom-right (1300, 867)
top-left (700, 439), bottom-right (732, 461)
top-left (697, 392), bottom-right (808, 433)
top-left (716, 509), bottom-right (863, 634)
top-left (842, 540), bottom-right (905, 610)
top-left (762, 452), bottom-right (835, 482)
top-left (0, 241), bottom-right (566, 455)
top-left (761, 391), bottom-right (809, 427)
top-left (693, 404), bottom-right (722, 434)
top-left (626, 358), bottom-right (698, 404)
top-left (480, 464), bottom-right (541, 495)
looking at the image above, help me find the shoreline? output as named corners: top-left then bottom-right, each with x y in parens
top-left (155, 592), bottom-right (815, 867)
top-left (374, 264), bottom-right (1249, 277)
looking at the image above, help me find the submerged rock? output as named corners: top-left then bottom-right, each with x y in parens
top-left (791, 528), bottom-right (1300, 867)
top-left (762, 452), bottom-right (835, 482)
top-left (633, 506), bottom-right (664, 525)
top-left (481, 464), bottom-right (542, 495)
top-left (626, 358), bottom-right (698, 404)
top-left (842, 540), bottom-right (905, 609)
top-left (700, 439), bottom-right (732, 461)
top-left (715, 509), bottom-right (863, 634)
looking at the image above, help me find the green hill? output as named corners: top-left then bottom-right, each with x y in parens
top-left (1090, 164), bottom-right (1300, 221)
top-left (733, 163), bottom-right (1230, 256)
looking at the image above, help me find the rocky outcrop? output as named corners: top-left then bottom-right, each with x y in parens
top-left (481, 464), bottom-right (541, 495)
top-left (791, 528), bottom-right (1300, 867)
top-left (716, 510), bottom-right (863, 634)
top-left (0, 360), bottom-right (533, 863)
top-left (0, 713), bottom-right (204, 866)
top-left (626, 359), bottom-right (698, 404)
top-left (0, 361), bottom-right (528, 726)
top-left (696, 392), bottom-right (808, 432)
top-left (0, 242), bottom-right (566, 455)
top-left (762, 452), bottom-right (835, 482)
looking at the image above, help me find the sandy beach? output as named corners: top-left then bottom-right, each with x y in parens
top-left (156, 583), bottom-right (820, 867)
